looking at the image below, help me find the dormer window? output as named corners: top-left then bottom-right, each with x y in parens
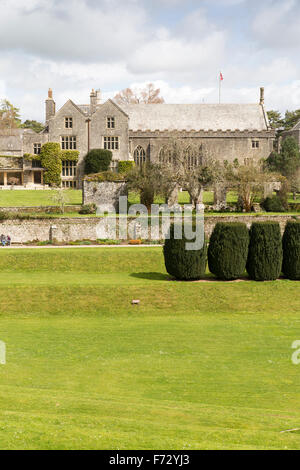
top-left (65, 117), bottom-right (73, 129)
top-left (107, 117), bottom-right (115, 129)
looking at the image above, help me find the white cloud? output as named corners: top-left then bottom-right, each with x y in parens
top-left (0, 0), bottom-right (300, 123)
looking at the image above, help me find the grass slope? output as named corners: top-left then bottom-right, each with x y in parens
top-left (0, 190), bottom-right (299, 209)
top-left (0, 248), bottom-right (299, 449)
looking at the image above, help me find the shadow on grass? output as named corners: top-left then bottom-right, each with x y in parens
top-left (130, 272), bottom-right (170, 281)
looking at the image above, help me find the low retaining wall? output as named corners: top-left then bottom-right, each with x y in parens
top-left (0, 214), bottom-right (297, 244)
top-left (1, 205), bottom-right (82, 214)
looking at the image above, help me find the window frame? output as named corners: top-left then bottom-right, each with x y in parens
top-left (61, 160), bottom-right (77, 177)
top-left (33, 143), bottom-right (41, 155)
top-left (103, 136), bottom-right (119, 151)
top-left (61, 136), bottom-right (77, 150)
top-left (107, 116), bottom-right (115, 129)
top-left (65, 117), bottom-right (73, 129)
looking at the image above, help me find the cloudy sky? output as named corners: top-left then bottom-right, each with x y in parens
top-left (1, 0), bottom-right (300, 121)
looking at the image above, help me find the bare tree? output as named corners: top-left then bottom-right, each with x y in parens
top-left (159, 138), bottom-right (222, 208)
top-left (114, 83), bottom-right (165, 105)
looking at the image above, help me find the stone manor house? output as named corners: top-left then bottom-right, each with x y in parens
top-left (0, 87), bottom-right (275, 188)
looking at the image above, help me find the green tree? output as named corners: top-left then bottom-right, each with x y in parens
top-left (282, 109), bottom-right (300, 131)
top-left (0, 99), bottom-right (21, 131)
top-left (84, 149), bottom-right (112, 175)
top-left (266, 137), bottom-right (300, 198)
top-left (21, 120), bottom-right (44, 133)
top-left (267, 110), bottom-right (283, 129)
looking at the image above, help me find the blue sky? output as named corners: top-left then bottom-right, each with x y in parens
top-left (0, 0), bottom-right (299, 121)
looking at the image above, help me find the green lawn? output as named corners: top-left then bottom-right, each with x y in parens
top-left (0, 248), bottom-right (299, 449)
top-left (0, 189), bottom-right (298, 210)
top-left (0, 189), bottom-right (82, 207)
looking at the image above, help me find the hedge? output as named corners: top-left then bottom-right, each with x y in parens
top-left (246, 222), bottom-right (283, 281)
top-left (84, 171), bottom-right (125, 182)
top-left (282, 220), bottom-right (300, 280)
top-left (84, 149), bottom-right (112, 174)
top-left (208, 222), bottom-right (249, 280)
top-left (163, 222), bottom-right (206, 280)
top-left (118, 161), bottom-right (135, 174)
top-left (40, 142), bottom-right (62, 186)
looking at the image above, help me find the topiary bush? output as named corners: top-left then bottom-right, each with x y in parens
top-left (163, 222), bottom-right (207, 280)
top-left (261, 195), bottom-right (285, 212)
top-left (40, 142), bottom-right (62, 186)
top-left (282, 220), bottom-right (300, 280)
top-left (118, 160), bottom-right (135, 175)
top-left (84, 149), bottom-right (112, 175)
top-left (246, 222), bottom-right (283, 281)
top-left (208, 222), bottom-right (249, 280)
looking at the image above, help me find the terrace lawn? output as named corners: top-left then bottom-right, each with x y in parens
top-left (0, 247), bottom-right (299, 449)
top-left (0, 189), bottom-right (82, 207)
top-left (0, 189), bottom-right (299, 210)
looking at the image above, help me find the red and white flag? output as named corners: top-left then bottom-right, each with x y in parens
top-left (220, 72), bottom-right (224, 81)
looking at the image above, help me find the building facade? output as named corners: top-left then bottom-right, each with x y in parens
top-left (0, 87), bottom-right (275, 188)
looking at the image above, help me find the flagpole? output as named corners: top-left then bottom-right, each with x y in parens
top-left (219, 72), bottom-right (221, 104)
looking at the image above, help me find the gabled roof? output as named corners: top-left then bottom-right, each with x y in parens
top-left (291, 120), bottom-right (300, 131)
top-left (56, 99), bottom-right (88, 118)
top-left (119, 103), bottom-right (269, 132)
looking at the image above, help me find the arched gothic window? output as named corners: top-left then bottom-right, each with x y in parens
top-left (134, 146), bottom-right (146, 166)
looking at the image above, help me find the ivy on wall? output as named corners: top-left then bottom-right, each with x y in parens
top-left (61, 150), bottom-right (79, 161)
top-left (40, 143), bottom-right (62, 187)
top-left (23, 147), bottom-right (79, 186)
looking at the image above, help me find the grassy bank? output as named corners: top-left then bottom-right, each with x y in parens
top-left (0, 248), bottom-right (299, 449)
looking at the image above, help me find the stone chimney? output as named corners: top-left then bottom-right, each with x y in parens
top-left (95, 89), bottom-right (101, 105)
top-left (260, 87), bottom-right (265, 105)
top-left (90, 89), bottom-right (97, 114)
top-left (45, 88), bottom-right (56, 125)
top-left (90, 88), bottom-right (101, 114)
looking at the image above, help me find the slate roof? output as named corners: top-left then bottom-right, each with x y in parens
top-left (119, 103), bottom-right (270, 132)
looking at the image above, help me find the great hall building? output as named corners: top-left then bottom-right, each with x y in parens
top-left (0, 87), bottom-right (275, 188)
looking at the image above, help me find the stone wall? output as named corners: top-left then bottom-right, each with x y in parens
top-left (0, 214), bottom-right (296, 244)
top-left (129, 129), bottom-right (275, 164)
top-left (82, 180), bottom-right (128, 212)
top-left (0, 157), bottom-right (23, 170)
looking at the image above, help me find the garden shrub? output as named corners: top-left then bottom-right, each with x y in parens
top-left (40, 142), bottom-right (62, 186)
top-left (118, 160), bottom-right (135, 175)
top-left (84, 149), bottom-right (112, 174)
top-left (261, 195), bottom-right (285, 212)
top-left (84, 171), bottom-right (124, 182)
top-left (246, 222), bottom-right (283, 281)
top-left (208, 222), bottom-right (249, 280)
top-left (79, 204), bottom-right (97, 215)
top-left (282, 221), bottom-right (300, 280)
top-left (163, 222), bottom-right (207, 280)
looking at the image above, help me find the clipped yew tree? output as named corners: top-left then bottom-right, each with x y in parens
top-left (246, 222), bottom-right (283, 281)
top-left (40, 142), bottom-right (62, 186)
top-left (163, 222), bottom-right (206, 280)
top-left (208, 222), bottom-right (249, 280)
top-left (282, 220), bottom-right (300, 280)
top-left (84, 149), bottom-right (112, 175)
